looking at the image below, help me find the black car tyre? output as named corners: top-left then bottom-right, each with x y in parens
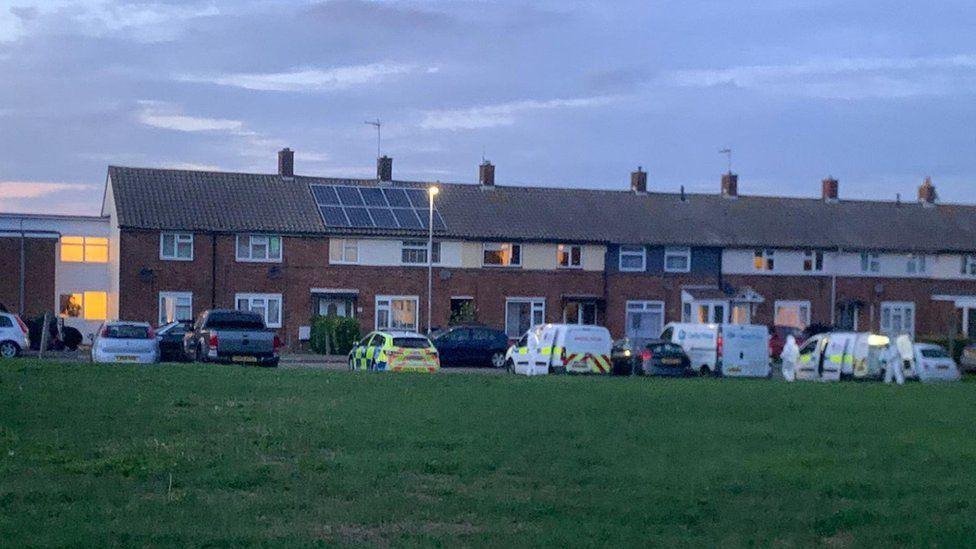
top-left (0, 341), bottom-right (19, 359)
top-left (348, 355), bottom-right (355, 370)
top-left (698, 365), bottom-right (710, 377)
top-left (491, 352), bottom-right (506, 368)
top-left (195, 342), bottom-right (206, 363)
top-left (505, 359), bottom-right (514, 374)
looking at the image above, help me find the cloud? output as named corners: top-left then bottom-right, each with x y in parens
top-left (420, 96), bottom-right (620, 130)
top-left (0, 181), bottom-right (94, 201)
top-left (177, 63), bottom-right (436, 92)
top-left (664, 54), bottom-right (976, 99)
top-left (135, 100), bottom-right (243, 132)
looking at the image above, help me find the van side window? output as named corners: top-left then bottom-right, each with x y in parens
top-left (516, 334), bottom-right (528, 348)
top-left (799, 340), bottom-right (818, 355)
top-left (661, 327), bottom-right (673, 340)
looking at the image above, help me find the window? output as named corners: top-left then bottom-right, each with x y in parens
top-left (59, 293), bottom-right (83, 318)
top-left (618, 245), bottom-right (646, 272)
top-left (329, 238), bottom-right (359, 264)
top-left (860, 253), bottom-right (880, 273)
top-left (235, 293), bottom-right (282, 328)
top-left (664, 247), bottom-right (691, 273)
top-left (61, 236), bottom-right (108, 263)
top-left (563, 301), bottom-right (597, 325)
top-left (236, 235), bottom-right (282, 262)
top-left (625, 301), bottom-right (665, 340)
top-left (59, 292), bottom-right (106, 320)
top-left (375, 296), bottom-right (419, 331)
top-left (753, 249), bottom-right (774, 271)
top-left (557, 244), bottom-right (582, 269)
top-left (505, 298), bottom-right (545, 338)
top-left (483, 243), bottom-right (521, 267)
top-left (159, 292), bottom-right (193, 324)
top-left (905, 254), bottom-right (926, 274)
top-left (880, 302), bottom-right (915, 337)
top-left (401, 240), bottom-right (441, 265)
top-left (803, 250), bottom-right (824, 272)
top-left (963, 255), bottom-right (976, 276)
top-left (774, 300), bottom-right (811, 329)
top-left (160, 233), bottom-right (193, 261)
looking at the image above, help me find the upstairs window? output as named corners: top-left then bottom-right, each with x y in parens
top-left (803, 250), bottom-right (824, 272)
top-left (906, 254), bottom-right (927, 274)
top-left (664, 247), bottom-right (691, 273)
top-left (963, 255), bottom-right (976, 276)
top-left (329, 238), bottom-right (359, 264)
top-left (160, 233), bottom-right (193, 261)
top-left (860, 253), bottom-right (880, 273)
top-left (236, 235), bottom-right (282, 262)
top-left (61, 236), bottom-right (108, 263)
top-left (753, 249), bottom-right (775, 271)
top-left (401, 240), bottom-right (441, 265)
top-left (557, 244), bottom-right (582, 269)
top-left (619, 245), bottom-right (646, 272)
top-left (483, 243), bottom-right (521, 267)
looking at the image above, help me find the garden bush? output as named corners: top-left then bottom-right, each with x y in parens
top-left (310, 315), bottom-right (361, 355)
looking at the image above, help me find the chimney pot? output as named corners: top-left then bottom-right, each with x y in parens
top-left (479, 160), bottom-right (495, 187)
top-left (721, 173), bottom-right (738, 198)
top-left (376, 155), bottom-right (393, 182)
top-left (278, 148), bottom-right (294, 178)
top-left (918, 176), bottom-right (937, 206)
top-left (822, 176), bottom-right (839, 202)
top-left (631, 166), bottom-right (647, 193)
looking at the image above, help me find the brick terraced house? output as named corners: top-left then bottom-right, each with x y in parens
top-left (81, 149), bottom-right (976, 348)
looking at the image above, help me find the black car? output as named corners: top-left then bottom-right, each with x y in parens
top-left (611, 338), bottom-right (692, 377)
top-left (156, 321), bottom-right (192, 362)
top-left (432, 325), bottom-right (509, 367)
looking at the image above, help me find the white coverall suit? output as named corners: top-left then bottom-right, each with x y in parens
top-left (884, 335), bottom-right (912, 385)
top-left (780, 335), bottom-right (799, 382)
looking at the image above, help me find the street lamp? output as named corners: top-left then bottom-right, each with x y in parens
top-left (427, 185), bottom-right (439, 335)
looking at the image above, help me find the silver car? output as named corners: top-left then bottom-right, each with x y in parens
top-left (91, 321), bottom-right (159, 364)
top-left (0, 312), bottom-right (30, 359)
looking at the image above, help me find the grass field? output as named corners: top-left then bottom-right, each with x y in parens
top-left (1, 361), bottom-right (974, 547)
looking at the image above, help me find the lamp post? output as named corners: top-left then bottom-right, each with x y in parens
top-left (427, 185), bottom-right (439, 335)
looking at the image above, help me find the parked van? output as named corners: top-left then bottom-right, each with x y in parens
top-left (660, 323), bottom-right (770, 377)
top-left (505, 324), bottom-right (612, 376)
top-left (796, 332), bottom-right (894, 381)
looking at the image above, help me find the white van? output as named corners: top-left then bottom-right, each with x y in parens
top-left (796, 332), bottom-right (903, 381)
top-left (505, 324), bottom-right (612, 376)
top-left (661, 323), bottom-right (770, 377)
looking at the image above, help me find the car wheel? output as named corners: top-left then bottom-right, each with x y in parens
top-left (195, 343), bottom-right (205, 363)
top-left (491, 352), bottom-right (506, 368)
top-left (348, 355), bottom-right (355, 370)
top-left (0, 341), bottom-right (19, 359)
top-left (505, 359), bottom-right (514, 374)
top-left (698, 365), bottom-right (710, 377)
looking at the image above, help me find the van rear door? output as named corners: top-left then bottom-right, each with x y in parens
top-left (561, 326), bottom-right (612, 374)
top-left (720, 325), bottom-right (770, 377)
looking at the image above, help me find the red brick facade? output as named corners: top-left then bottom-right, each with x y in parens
top-left (0, 236), bottom-right (56, 318)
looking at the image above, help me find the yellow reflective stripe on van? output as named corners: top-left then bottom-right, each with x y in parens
top-left (540, 347), bottom-right (553, 355)
top-left (828, 355), bottom-right (843, 364)
top-left (799, 355), bottom-right (811, 363)
top-left (517, 347), bottom-right (528, 355)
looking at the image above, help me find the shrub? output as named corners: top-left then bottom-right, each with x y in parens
top-left (449, 301), bottom-right (476, 325)
top-left (310, 316), bottom-right (361, 355)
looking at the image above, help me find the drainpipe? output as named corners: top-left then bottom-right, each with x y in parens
top-left (210, 233), bottom-right (217, 308)
top-left (19, 218), bottom-right (26, 315)
top-left (830, 275), bottom-right (836, 326)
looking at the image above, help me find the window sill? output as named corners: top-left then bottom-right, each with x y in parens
top-left (160, 256), bottom-right (194, 262)
top-left (482, 264), bottom-right (522, 268)
top-left (235, 258), bottom-right (283, 263)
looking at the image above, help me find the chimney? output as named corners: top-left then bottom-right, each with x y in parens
top-left (377, 155), bottom-right (393, 182)
top-left (822, 176), bottom-right (839, 202)
top-left (721, 172), bottom-right (738, 198)
top-left (278, 148), bottom-right (294, 178)
top-left (918, 176), bottom-right (937, 206)
top-left (630, 166), bottom-right (647, 193)
top-left (479, 160), bottom-right (495, 187)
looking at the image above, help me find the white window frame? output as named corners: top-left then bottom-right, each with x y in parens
top-left (236, 234), bottom-right (283, 263)
top-left (963, 255), bottom-right (976, 277)
top-left (563, 301), bottom-right (597, 324)
top-left (880, 301), bottom-right (915, 338)
top-left (235, 293), bottom-right (283, 328)
top-left (906, 254), bottom-right (927, 274)
top-left (160, 232), bottom-right (193, 261)
top-left (158, 292), bottom-right (193, 325)
top-left (860, 252), bottom-right (880, 273)
top-left (504, 297), bottom-right (546, 338)
top-left (803, 250), bottom-right (823, 272)
top-left (483, 243), bottom-right (522, 267)
top-left (773, 300), bottom-right (811, 329)
top-left (625, 300), bottom-right (665, 339)
top-left (375, 295), bottom-right (420, 332)
top-left (557, 244), bottom-right (583, 269)
top-left (663, 246), bottom-right (691, 273)
top-left (618, 245), bottom-right (646, 272)
top-left (753, 249), bottom-right (775, 272)
top-left (401, 240), bottom-right (441, 265)
top-left (330, 238), bottom-right (359, 264)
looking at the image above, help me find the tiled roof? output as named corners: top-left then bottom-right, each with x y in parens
top-left (108, 165), bottom-right (976, 253)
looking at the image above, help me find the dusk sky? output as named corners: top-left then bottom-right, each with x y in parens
top-left (1, 0), bottom-right (974, 215)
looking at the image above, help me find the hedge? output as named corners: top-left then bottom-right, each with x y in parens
top-left (309, 316), bottom-right (362, 355)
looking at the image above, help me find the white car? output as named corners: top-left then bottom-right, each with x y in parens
top-left (913, 343), bottom-right (961, 382)
top-left (91, 321), bottom-right (159, 364)
top-left (0, 312), bottom-right (30, 358)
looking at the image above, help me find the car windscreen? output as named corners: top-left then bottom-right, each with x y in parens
top-left (921, 348), bottom-right (949, 358)
top-left (205, 312), bottom-right (265, 330)
top-left (393, 337), bottom-right (431, 349)
top-left (104, 325), bottom-right (151, 339)
top-left (652, 343), bottom-right (684, 354)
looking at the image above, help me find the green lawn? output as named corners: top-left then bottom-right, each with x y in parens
top-left (1, 361), bottom-right (974, 547)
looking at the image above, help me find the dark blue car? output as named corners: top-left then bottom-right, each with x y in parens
top-left (431, 325), bottom-right (510, 368)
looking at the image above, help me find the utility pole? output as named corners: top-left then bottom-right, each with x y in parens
top-left (719, 148), bottom-right (733, 173)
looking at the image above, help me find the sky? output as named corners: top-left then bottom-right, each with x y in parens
top-left (1, 0), bottom-right (975, 215)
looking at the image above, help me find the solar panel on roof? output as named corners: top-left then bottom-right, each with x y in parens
top-left (417, 209), bottom-right (446, 231)
top-left (310, 184), bottom-right (444, 231)
top-left (311, 185), bottom-right (340, 205)
top-left (336, 186), bottom-right (364, 206)
top-left (344, 207), bottom-right (373, 227)
top-left (359, 187), bottom-right (388, 207)
top-left (382, 188), bottom-right (410, 207)
top-left (392, 208), bottom-right (422, 229)
top-left (368, 208), bottom-right (398, 228)
top-left (404, 189), bottom-right (428, 208)
top-left (319, 206), bottom-right (349, 227)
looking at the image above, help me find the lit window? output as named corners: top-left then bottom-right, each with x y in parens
top-left (860, 253), bottom-right (880, 273)
top-left (401, 240), bottom-right (441, 265)
top-left (803, 250), bottom-right (824, 272)
top-left (59, 293), bottom-right (83, 317)
top-left (61, 236), bottom-right (107, 263)
top-left (753, 249), bottom-right (775, 271)
top-left (236, 235), bottom-right (282, 262)
top-left (83, 291), bottom-right (107, 320)
top-left (557, 244), bottom-right (582, 269)
top-left (483, 243), bottom-right (521, 267)
top-left (664, 247), bottom-right (691, 273)
top-left (159, 292), bottom-right (193, 324)
top-left (330, 239), bottom-right (359, 264)
top-left (235, 293), bottom-right (282, 328)
top-left (160, 233), bottom-right (193, 260)
top-left (619, 245), bottom-right (646, 272)
top-left (376, 296), bottom-right (419, 331)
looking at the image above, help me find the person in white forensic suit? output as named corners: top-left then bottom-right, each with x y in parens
top-left (781, 335), bottom-right (799, 382)
top-left (884, 335), bottom-right (913, 385)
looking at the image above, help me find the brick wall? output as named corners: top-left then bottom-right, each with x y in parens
top-left (0, 236), bottom-right (56, 318)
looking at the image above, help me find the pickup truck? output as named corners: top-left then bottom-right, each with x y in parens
top-left (184, 309), bottom-right (281, 367)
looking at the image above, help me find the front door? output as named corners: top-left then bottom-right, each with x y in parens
top-left (685, 300), bottom-right (728, 324)
top-left (318, 297), bottom-right (354, 318)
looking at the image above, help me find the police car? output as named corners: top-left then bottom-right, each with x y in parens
top-left (348, 330), bottom-right (440, 373)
